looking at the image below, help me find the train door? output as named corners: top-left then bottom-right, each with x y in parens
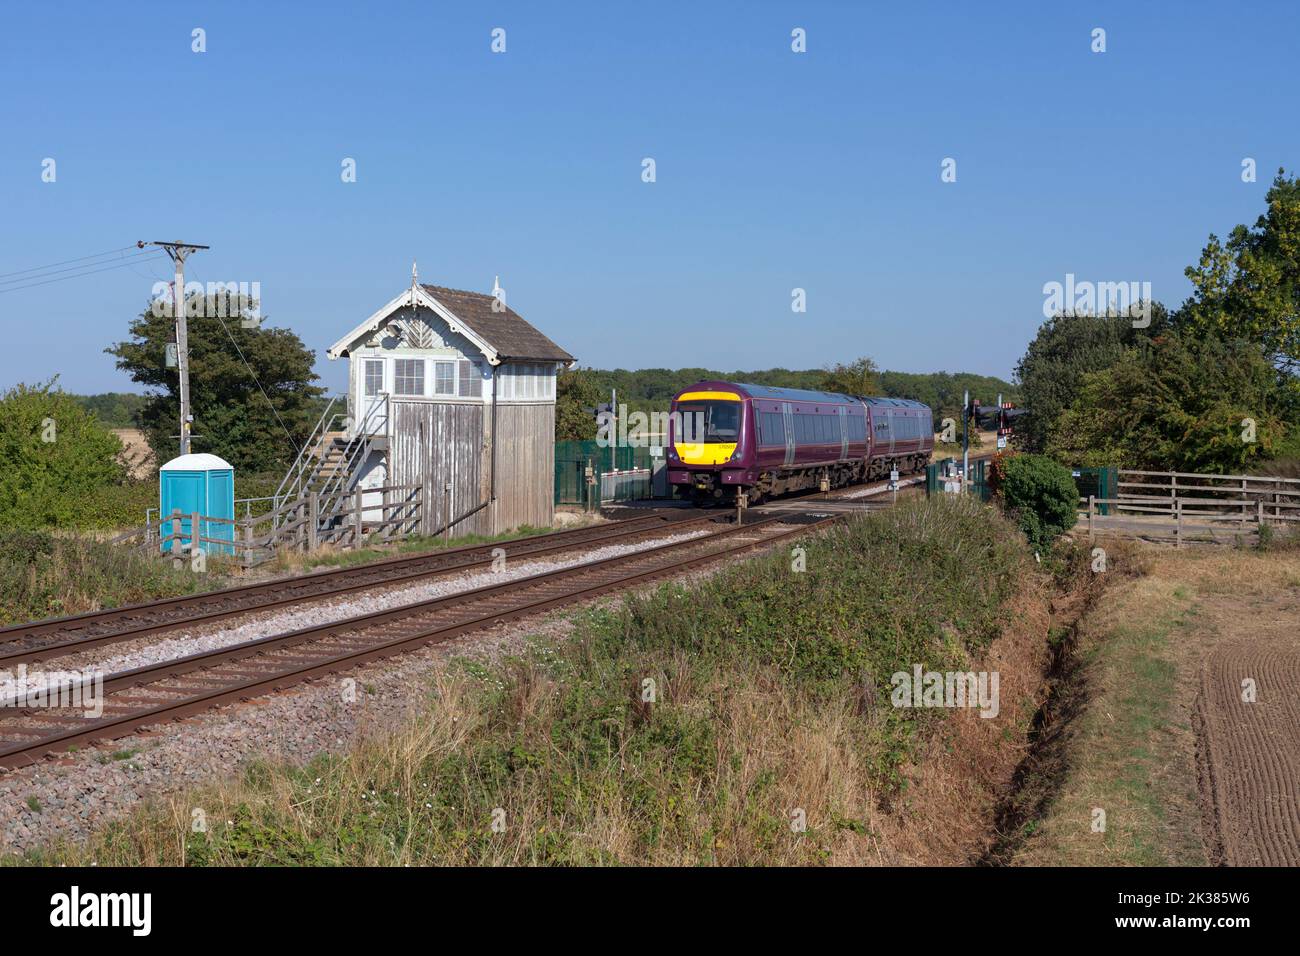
top-left (781, 402), bottom-right (795, 467)
top-left (837, 406), bottom-right (848, 460)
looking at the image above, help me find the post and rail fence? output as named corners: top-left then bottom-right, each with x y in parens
top-left (1081, 468), bottom-right (1300, 547)
top-left (113, 482), bottom-right (426, 568)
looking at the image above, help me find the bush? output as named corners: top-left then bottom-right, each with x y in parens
top-left (0, 381), bottom-right (125, 529)
top-left (1000, 454), bottom-right (1078, 550)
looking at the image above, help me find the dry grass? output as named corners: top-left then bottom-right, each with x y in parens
top-left (25, 497), bottom-right (1078, 867)
top-left (1010, 543), bottom-right (1300, 866)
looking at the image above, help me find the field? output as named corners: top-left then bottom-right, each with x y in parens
top-left (1009, 539), bottom-right (1300, 866)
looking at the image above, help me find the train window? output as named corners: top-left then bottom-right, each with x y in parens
top-left (760, 412), bottom-right (785, 446)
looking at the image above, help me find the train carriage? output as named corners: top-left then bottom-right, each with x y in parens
top-left (666, 381), bottom-right (933, 505)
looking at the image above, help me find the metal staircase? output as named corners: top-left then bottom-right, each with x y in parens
top-left (273, 394), bottom-right (390, 538)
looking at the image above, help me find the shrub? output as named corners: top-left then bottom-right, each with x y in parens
top-left (0, 381), bottom-right (125, 529)
top-left (1000, 454), bottom-right (1078, 550)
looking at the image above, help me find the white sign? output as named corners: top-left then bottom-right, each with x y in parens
top-left (889, 469), bottom-right (899, 483)
top-left (997, 435), bottom-right (1007, 450)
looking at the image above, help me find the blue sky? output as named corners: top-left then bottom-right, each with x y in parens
top-left (1, 0), bottom-right (1296, 395)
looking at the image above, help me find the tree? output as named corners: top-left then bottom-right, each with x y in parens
top-left (107, 291), bottom-right (324, 474)
top-left (0, 380), bottom-right (125, 528)
top-left (555, 367), bottom-right (602, 441)
top-left (820, 356), bottom-right (881, 396)
top-left (1013, 307), bottom-right (1168, 452)
top-left (1181, 170), bottom-right (1300, 373)
top-left (1045, 331), bottom-right (1286, 472)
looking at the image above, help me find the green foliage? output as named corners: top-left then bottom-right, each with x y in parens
top-left (1181, 170), bottom-right (1300, 373)
top-left (1045, 332), bottom-right (1286, 472)
top-left (0, 528), bottom-right (209, 626)
top-left (106, 292), bottom-right (324, 473)
top-left (0, 381), bottom-right (125, 528)
top-left (999, 454), bottom-right (1078, 550)
top-left (82, 496), bottom-right (1027, 866)
top-left (819, 356), bottom-right (881, 396)
top-left (1013, 310), bottom-right (1166, 452)
top-left (555, 367), bottom-right (602, 441)
top-left (71, 392), bottom-right (147, 428)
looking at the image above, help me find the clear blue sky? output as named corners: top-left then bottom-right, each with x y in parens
top-left (1, 0), bottom-right (1296, 396)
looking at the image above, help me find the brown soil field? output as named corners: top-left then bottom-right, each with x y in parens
top-left (113, 427), bottom-right (155, 479)
top-left (1195, 598), bottom-right (1300, 865)
top-left (1011, 542), bottom-right (1300, 866)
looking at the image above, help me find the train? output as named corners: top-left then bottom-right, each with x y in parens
top-left (666, 381), bottom-right (934, 505)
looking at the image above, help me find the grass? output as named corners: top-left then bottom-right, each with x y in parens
top-left (1010, 543), bottom-right (1300, 866)
top-left (0, 518), bottom-right (599, 628)
top-left (24, 495), bottom-right (1039, 866)
top-left (1010, 576), bottom-right (1201, 865)
top-left (0, 528), bottom-right (219, 627)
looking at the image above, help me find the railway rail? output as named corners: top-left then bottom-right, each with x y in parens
top-left (0, 513), bottom-right (718, 669)
top-left (0, 515), bottom-right (830, 769)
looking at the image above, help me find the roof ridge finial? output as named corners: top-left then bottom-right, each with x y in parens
top-left (492, 274), bottom-right (501, 294)
top-left (412, 260), bottom-right (418, 286)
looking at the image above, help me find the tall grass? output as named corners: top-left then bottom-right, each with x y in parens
top-left (0, 529), bottom-right (215, 625)
top-left (32, 495), bottom-right (1031, 866)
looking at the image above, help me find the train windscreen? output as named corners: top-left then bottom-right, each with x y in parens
top-left (675, 401), bottom-right (740, 443)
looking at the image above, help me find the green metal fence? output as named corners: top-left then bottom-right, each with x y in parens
top-left (925, 458), bottom-right (989, 500)
top-left (1070, 466), bottom-right (1118, 515)
top-left (925, 459), bottom-right (1116, 512)
top-left (554, 442), bottom-right (653, 505)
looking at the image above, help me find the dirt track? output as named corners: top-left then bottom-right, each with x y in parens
top-left (1196, 631), bottom-right (1300, 865)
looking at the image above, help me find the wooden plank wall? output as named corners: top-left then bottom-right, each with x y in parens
top-left (388, 401), bottom-right (488, 537)
top-left (490, 403), bottom-right (555, 533)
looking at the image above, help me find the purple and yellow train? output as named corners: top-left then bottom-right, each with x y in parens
top-left (666, 381), bottom-right (934, 506)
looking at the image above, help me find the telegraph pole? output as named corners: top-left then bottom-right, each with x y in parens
top-left (140, 240), bottom-right (208, 455)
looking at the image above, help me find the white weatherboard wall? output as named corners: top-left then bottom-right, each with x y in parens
top-left (336, 301), bottom-right (560, 536)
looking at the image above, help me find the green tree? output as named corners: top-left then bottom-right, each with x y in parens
top-left (819, 356), bottom-right (881, 396)
top-left (0, 381), bottom-right (125, 528)
top-left (107, 292), bottom-right (324, 474)
top-left (556, 367), bottom-right (602, 441)
top-left (1014, 307), bottom-right (1169, 452)
top-left (1181, 170), bottom-right (1300, 372)
top-left (1045, 332), bottom-right (1285, 472)
top-left (999, 454), bottom-right (1078, 550)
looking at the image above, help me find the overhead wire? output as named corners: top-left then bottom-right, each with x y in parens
top-left (0, 253), bottom-right (169, 294)
top-left (187, 268), bottom-right (304, 458)
top-left (0, 244), bottom-right (141, 280)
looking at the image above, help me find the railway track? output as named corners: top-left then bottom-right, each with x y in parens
top-left (0, 515), bottom-right (828, 769)
top-left (0, 513), bottom-right (718, 669)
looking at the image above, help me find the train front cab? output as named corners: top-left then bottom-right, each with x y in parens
top-left (666, 388), bottom-right (749, 504)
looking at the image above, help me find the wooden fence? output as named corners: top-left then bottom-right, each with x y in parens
top-left (111, 483), bottom-right (426, 567)
top-left (1080, 469), bottom-right (1300, 546)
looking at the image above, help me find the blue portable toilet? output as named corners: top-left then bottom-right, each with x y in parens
top-left (159, 453), bottom-right (236, 556)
